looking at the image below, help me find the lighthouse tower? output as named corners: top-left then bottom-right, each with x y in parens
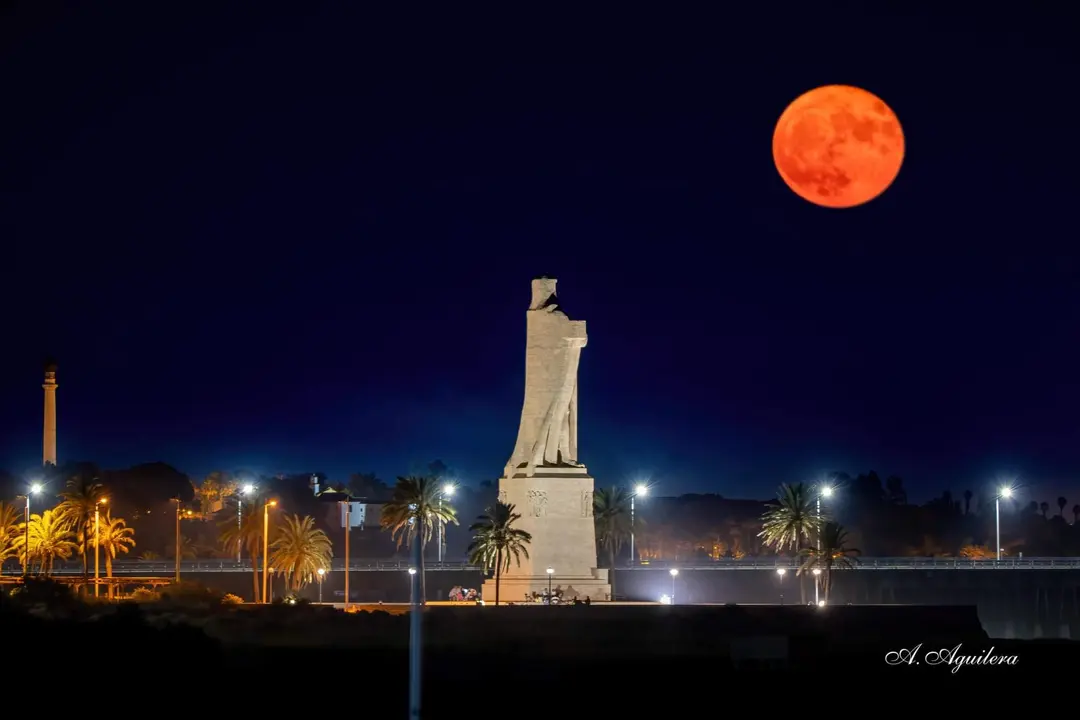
top-left (43, 361), bottom-right (58, 467)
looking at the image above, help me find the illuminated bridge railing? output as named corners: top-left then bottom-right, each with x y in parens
top-left (7, 557), bottom-right (1080, 576)
top-left (630, 557), bottom-right (1080, 570)
top-left (0, 560), bottom-right (476, 576)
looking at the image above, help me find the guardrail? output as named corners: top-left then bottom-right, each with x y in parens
top-left (629, 557), bottom-right (1080, 570)
top-left (6, 556), bottom-right (1080, 576)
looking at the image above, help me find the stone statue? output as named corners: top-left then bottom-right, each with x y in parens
top-left (505, 277), bottom-right (587, 478)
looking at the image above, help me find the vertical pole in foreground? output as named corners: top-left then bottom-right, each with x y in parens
top-left (996, 498), bottom-right (1001, 562)
top-left (174, 499), bottom-right (181, 583)
top-left (629, 494), bottom-right (635, 567)
top-left (409, 528), bottom-right (423, 720)
top-left (23, 495), bottom-right (30, 576)
top-left (814, 497), bottom-right (821, 605)
top-left (344, 501), bottom-right (351, 611)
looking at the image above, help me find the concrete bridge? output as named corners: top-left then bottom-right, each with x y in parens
top-left (4, 556), bottom-right (1079, 576)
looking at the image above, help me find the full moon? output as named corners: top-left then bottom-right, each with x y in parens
top-left (773, 85), bottom-right (904, 209)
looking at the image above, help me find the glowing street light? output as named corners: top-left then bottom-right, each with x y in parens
top-left (262, 500), bottom-right (278, 603)
top-left (20, 483), bottom-right (42, 576)
top-left (669, 567), bottom-right (679, 604)
top-left (546, 566), bottom-right (555, 601)
top-left (94, 498), bottom-right (107, 598)
top-left (996, 485), bottom-right (1015, 562)
top-left (316, 567), bottom-right (326, 603)
top-left (237, 484), bottom-right (256, 563)
top-left (776, 567), bottom-right (787, 605)
top-left (408, 567), bottom-right (417, 575)
top-left (438, 483), bottom-right (456, 563)
top-left (814, 483), bottom-right (836, 606)
top-left (776, 567), bottom-right (786, 576)
top-left (630, 483), bottom-right (649, 566)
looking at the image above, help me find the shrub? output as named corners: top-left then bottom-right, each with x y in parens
top-left (131, 587), bottom-right (160, 603)
top-left (221, 593), bottom-right (244, 605)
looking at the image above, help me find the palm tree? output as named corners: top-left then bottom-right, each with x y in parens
top-left (270, 514), bottom-right (333, 592)
top-left (1073, 505), bottom-right (1080, 525)
top-left (797, 521), bottom-right (859, 603)
top-left (758, 482), bottom-right (821, 552)
top-left (1058, 497), bottom-right (1067, 517)
top-left (56, 474), bottom-right (106, 575)
top-left (0, 501), bottom-right (21, 566)
top-left (20, 509), bottom-right (77, 574)
top-left (380, 476), bottom-right (458, 602)
top-left (1040, 501), bottom-right (1050, 518)
top-left (219, 504), bottom-right (265, 601)
top-left (92, 513), bottom-right (136, 599)
top-left (467, 502), bottom-right (532, 606)
top-left (593, 486), bottom-right (632, 599)
top-left (759, 482), bottom-right (821, 604)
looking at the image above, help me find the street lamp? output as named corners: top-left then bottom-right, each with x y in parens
top-left (94, 498), bottom-right (107, 598)
top-left (20, 483), bottom-right (42, 576)
top-left (237, 483), bottom-right (255, 563)
top-left (815, 485), bottom-right (835, 606)
top-left (776, 567), bottom-right (786, 605)
top-left (630, 483), bottom-right (648, 566)
top-left (438, 483), bottom-right (456, 563)
top-left (669, 568), bottom-right (679, 604)
top-left (317, 567), bottom-right (326, 603)
top-left (546, 566), bottom-right (554, 602)
top-left (170, 498), bottom-right (182, 583)
top-left (262, 500), bottom-right (278, 603)
top-left (996, 486), bottom-right (1013, 562)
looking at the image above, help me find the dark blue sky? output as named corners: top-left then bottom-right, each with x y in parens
top-left (1, 4), bottom-right (1078, 503)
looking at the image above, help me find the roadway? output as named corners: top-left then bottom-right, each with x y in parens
top-left (4, 556), bottom-right (1080, 576)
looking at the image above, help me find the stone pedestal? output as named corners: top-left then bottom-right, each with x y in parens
top-left (481, 466), bottom-right (611, 603)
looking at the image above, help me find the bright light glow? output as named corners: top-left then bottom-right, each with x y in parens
top-left (776, 568), bottom-right (786, 576)
top-left (317, 568), bottom-right (326, 577)
top-left (1000, 486), bottom-right (1013, 499)
top-left (669, 568), bottom-right (679, 577)
top-left (812, 568), bottom-right (821, 576)
top-left (29, 483), bottom-right (42, 494)
top-left (98, 497), bottom-right (108, 505)
top-left (546, 567), bottom-right (554, 575)
top-left (818, 600), bottom-right (826, 607)
top-left (268, 500), bottom-right (278, 507)
top-left (821, 486), bottom-right (834, 498)
top-left (634, 484), bottom-right (649, 497)
top-left (442, 483), bottom-right (456, 496)
top-left (408, 567), bottom-right (417, 575)
top-left (659, 594), bottom-right (672, 605)
top-left (242, 484), bottom-right (255, 495)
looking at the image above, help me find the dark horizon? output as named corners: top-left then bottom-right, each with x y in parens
top-left (2, 4), bottom-right (1078, 504)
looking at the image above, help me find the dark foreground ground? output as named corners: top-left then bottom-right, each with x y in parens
top-left (8, 600), bottom-right (1074, 711)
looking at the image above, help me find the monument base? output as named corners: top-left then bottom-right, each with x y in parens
top-left (482, 569), bottom-right (611, 604)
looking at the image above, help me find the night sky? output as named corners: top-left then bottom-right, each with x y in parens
top-left (1, 4), bottom-right (1077, 503)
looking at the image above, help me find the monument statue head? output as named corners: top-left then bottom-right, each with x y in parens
top-left (43, 358), bottom-right (58, 375)
top-left (530, 276), bottom-right (558, 310)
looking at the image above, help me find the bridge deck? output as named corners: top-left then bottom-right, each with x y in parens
top-left (4, 557), bottom-right (1080, 576)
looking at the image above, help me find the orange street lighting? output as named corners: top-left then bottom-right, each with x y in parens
top-left (94, 498), bottom-right (108, 598)
top-left (262, 500), bottom-right (278, 603)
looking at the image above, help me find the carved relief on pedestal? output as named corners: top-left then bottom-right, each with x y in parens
top-left (581, 490), bottom-right (594, 517)
top-left (527, 489), bottom-right (548, 517)
top-left (498, 489), bottom-right (507, 505)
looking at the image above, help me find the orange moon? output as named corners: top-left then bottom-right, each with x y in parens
top-left (773, 85), bottom-right (904, 208)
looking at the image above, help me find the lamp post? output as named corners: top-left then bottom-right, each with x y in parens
top-left (339, 498), bottom-right (353, 610)
top-left (21, 483), bottom-right (42, 576)
top-left (815, 485), bottom-right (834, 606)
top-left (438, 483), bottom-right (456, 563)
top-left (669, 568), bottom-right (679, 604)
top-left (408, 559), bottom-right (421, 720)
top-left (237, 483), bottom-right (255, 563)
top-left (170, 498), bottom-right (182, 582)
top-left (546, 566), bottom-right (554, 603)
top-left (317, 567), bottom-right (325, 603)
top-left (94, 498), bottom-right (107, 598)
top-left (630, 484), bottom-right (648, 566)
top-left (262, 500), bottom-right (277, 604)
top-left (996, 486), bottom-right (1013, 562)
top-left (776, 567), bottom-right (786, 605)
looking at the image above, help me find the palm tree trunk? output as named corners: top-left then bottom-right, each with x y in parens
top-left (495, 548), bottom-right (502, 606)
top-left (609, 544), bottom-right (616, 600)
